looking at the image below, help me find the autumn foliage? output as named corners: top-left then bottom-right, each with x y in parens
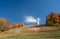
top-left (46, 12), bottom-right (60, 26)
top-left (0, 18), bottom-right (24, 32)
top-left (0, 12), bottom-right (60, 32)
top-left (15, 23), bottom-right (24, 28)
top-left (0, 18), bottom-right (9, 31)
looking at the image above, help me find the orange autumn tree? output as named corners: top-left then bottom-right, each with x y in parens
top-left (15, 23), bottom-right (24, 28)
top-left (0, 18), bottom-right (9, 31)
top-left (7, 24), bottom-right (13, 30)
top-left (46, 12), bottom-right (60, 26)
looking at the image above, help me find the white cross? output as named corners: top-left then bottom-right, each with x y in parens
top-left (37, 18), bottom-right (41, 25)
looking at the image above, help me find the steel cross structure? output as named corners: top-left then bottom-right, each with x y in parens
top-left (37, 18), bottom-right (40, 25)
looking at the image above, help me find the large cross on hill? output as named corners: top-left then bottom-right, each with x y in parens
top-left (37, 18), bottom-right (41, 25)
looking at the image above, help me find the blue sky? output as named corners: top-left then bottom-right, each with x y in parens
top-left (0, 0), bottom-right (60, 24)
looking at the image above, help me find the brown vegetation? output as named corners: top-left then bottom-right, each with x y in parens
top-left (0, 12), bottom-right (60, 32)
top-left (0, 18), bottom-right (9, 32)
top-left (2, 26), bottom-right (59, 36)
top-left (46, 12), bottom-right (60, 26)
top-left (0, 18), bottom-right (25, 32)
top-left (15, 23), bottom-right (25, 28)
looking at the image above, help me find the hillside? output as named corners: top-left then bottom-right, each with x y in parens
top-left (0, 13), bottom-right (60, 39)
top-left (0, 25), bottom-right (60, 39)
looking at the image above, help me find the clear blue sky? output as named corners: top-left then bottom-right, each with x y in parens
top-left (0, 0), bottom-right (60, 24)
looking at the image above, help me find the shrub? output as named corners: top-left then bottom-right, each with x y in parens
top-left (7, 25), bottom-right (13, 30)
top-left (46, 12), bottom-right (60, 26)
top-left (0, 18), bottom-right (9, 31)
top-left (15, 23), bottom-right (24, 28)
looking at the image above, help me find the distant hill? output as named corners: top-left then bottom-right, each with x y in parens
top-left (1, 25), bottom-right (60, 35)
top-left (0, 25), bottom-right (60, 39)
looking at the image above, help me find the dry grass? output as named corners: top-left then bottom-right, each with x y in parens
top-left (0, 26), bottom-right (60, 39)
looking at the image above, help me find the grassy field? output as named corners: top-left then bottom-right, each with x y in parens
top-left (0, 30), bottom-right (60, 39)
top-left (0, 26), bottom-right (60, 39)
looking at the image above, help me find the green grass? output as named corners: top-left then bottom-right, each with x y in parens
top-left (0, 30), bottom-right (60, 39)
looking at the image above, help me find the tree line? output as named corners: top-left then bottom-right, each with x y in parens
top-left (0, 12), bottom-right (60, 32)
top-left (0, 18), bottom-right (24, 32)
